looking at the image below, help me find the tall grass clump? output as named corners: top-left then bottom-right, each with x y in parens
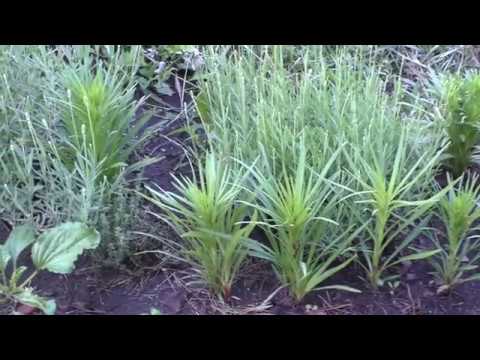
top-left (144, 153), bottom-right (256, 299)
top-left (194, 46), bottom-right (440, 177)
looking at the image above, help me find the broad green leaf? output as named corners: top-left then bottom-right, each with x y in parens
top-left (14, 288), bottom-right (56, 315)
top-left (5, 224), bottom-right (36, 264)
top-left (0, 245), bottom-right (10, 273)
top-left (32, 222), bottom-right (100, 274)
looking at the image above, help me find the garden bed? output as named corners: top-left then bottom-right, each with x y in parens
top-left (3, 45), bottom-right (480, 315)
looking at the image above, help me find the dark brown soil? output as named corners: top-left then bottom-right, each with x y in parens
top-left (139, 76), bottom-right (195, 192)
top-left (4, 215), bottom-right (480, 315)
top-left (4, 246), bottom-right (479, 315)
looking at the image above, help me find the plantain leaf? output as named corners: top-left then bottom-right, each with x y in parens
top-left (32, 222), bottom-right (100, 274)
top-left (14, 288), bottom-right (56, 315)
top-left (5, 224), bottom-right (36, 264)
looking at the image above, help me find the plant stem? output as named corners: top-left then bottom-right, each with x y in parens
top-left (19, 270), bottom-right (38, 289)
top-left (371, 211), bottom-right (387, 288)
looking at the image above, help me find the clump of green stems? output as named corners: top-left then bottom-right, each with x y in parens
top-left (143, 153), bottom-right (256, 299)
top-left (441, 73), bottom-right (480, 178)
top-left (243, 143), bottom-right (364, 302)
top-left (429, 174), bottom-right (480, 293)
top-left (346, 129), bottom-right (450, 289)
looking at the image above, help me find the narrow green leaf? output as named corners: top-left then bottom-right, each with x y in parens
top-left (398, 249), bottom-right (442, 263)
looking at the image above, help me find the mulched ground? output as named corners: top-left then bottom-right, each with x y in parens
top-left (3, 75), bottom-right (480, 315)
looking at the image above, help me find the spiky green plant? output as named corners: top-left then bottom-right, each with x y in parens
top-left (346, 129), bottom-right (451, 289)
top-left (244, 144), bottom-right (363, 302)
top-left (429, 174), bottom-right (480, 293)
top-left (143, 153), bottom-right (256, 299)
top-left (441, 73), bottom-right (480, 177)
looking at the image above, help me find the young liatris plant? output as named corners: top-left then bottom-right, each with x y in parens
top-left (57, 61), bottom-right (153, 183)
top-left (144, 153), bottom-right (256, 300)
top-left (442, 73), bottom-right (480, 178)
top-left (244, 145), bottom-right (363, 302)
top-left (0, 222), bottom-right (100, 314)
top-left (346, 129), bottom-right (451, 289)
top-left (429, 174), bottom-right (480, 294)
